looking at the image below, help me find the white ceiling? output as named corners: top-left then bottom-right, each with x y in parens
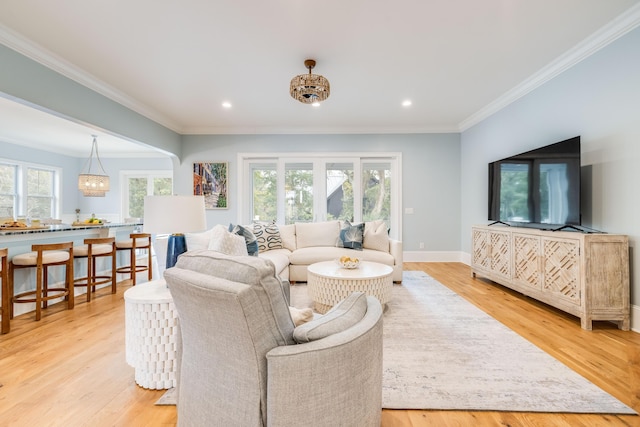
top-left (1, 0), bottom-right (639, 157)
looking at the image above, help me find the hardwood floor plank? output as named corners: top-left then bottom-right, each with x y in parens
top-left (1, 264), bottom-right (639, 426)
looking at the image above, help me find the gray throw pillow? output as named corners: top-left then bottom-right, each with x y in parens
top-left (293, 292), bottom-right (367, 343)
top-left (336, 220), bottom-right (365, 250)
top-left (229, 223), bottom-right (259, 256)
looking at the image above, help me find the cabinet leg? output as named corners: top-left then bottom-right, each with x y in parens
top-left (581, 317), bottom-right (593, 331)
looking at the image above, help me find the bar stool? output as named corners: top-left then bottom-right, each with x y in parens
top-left (73, 237), bottom-right (117, 302)
top-left (1, 248), bottom-right (8, 334)
top-left (9, 242), bottom-right (74, 323)
top-left (116, 233), bottom-right (152, 286)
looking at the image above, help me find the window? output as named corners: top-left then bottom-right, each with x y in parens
top-left (121, 171), bottom-right (173, 219)
top-left (240, 153), bottom-right (401, 239)
top-left (0, 159), bottom-right (60, 220)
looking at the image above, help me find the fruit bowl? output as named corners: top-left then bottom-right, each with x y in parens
top-left (337, 256), bottom-right (360, 269)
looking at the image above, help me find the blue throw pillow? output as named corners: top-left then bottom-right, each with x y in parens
top-left (337, 221), bottom-right (365, 250)
top-left (229, 223), bottom-right (259, 256)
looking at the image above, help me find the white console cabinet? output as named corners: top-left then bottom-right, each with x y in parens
top-left (471, 225), bottom-right (629, 330)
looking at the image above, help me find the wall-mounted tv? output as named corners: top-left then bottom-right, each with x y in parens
top-left (488, 136), bottom-right (581, 228)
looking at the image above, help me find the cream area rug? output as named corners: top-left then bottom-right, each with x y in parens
top-left (291, 271), bottom-right (635, 414)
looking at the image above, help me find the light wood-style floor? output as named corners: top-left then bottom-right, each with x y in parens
top-left (1, 262), bottom-right (639, 426)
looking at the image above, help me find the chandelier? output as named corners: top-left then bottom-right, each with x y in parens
top-left (78, 135), bottom-right (110, 197)
top-left (290, 59), bottom-right (330, 105)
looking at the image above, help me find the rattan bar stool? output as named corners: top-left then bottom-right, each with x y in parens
top-left (73, 237), bottom-right (117, 302)
top-left (1, 248), bottom-right (9, 334)
top-left (9, 242), bottom-right (74, 323)
top-left (116, 233), bottom-right (152, 286)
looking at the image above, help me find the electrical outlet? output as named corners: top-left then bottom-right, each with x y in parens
top-left (419, 242), bottom-right (424, 249)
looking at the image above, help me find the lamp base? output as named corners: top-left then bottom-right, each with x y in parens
top-left (166, 234), bottom-right (187, 269)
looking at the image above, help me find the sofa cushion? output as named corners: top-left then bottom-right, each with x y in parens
top-left (293, 292), bottom-right (367, 343)
top-left (229, 223), bottom-right (259, 256)
top-left (174, 250), bottom-right (296, 345)
top-left (208, 224), bottom-right (248, 256)
top-left (288, 247), bottom-right (394, 266)
top-left (363, 220), bottom-right (389, 252)
top-left (337, 221), bottom-right (365, 250)
top-left (253, 221), bottom-right (283, 251)
top-left (295, 220), bottom-right (340, 249)
top-left (279, 223), bottom-right (297, 251)
top-left (258, 248), bottom-right (291, 277)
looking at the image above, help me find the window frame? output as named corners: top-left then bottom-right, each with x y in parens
top-left (238, 152), bottom-right (402, 240)
top-left (0, 158), bottom-right (61, 219)
top-left (120, 170), bottom-right (173, 220)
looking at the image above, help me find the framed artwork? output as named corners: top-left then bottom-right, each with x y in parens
top-left (193, 162), bottom-right (228, 209)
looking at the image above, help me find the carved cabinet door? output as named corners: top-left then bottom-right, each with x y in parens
top-left (541, 237), bottom-right (580, 305)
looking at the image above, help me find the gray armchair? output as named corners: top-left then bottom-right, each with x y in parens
top-left (164, 250), bottom-right (383, 427)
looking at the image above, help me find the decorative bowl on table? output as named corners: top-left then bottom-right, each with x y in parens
top-left (338, 256), bottom-right (360, 269)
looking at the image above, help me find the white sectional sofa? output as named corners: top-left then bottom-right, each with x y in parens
top-left (184, 220), bottom-right (403, 283)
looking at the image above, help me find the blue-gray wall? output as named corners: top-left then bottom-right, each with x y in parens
top-left (178, 133), bottom-right (461, 252)
top-left (461, 26), bottom-right (640, 304)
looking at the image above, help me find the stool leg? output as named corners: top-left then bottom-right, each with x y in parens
top-left (147, 247), bottom-right (153, 281)
top-left (87, 256), bottom-right (93, 303)
top-left (111, 252), bottom-right (117, 294)
top-left (2, 264), bottom-right (9, 334)
top-left (36, 264), bottom-right (43, 321)
top-left (8, 262), bottom-right (14, 319)
top-left (67, 258), bottom-right (74, 310)
top-left (131, 248), bottom-right (137, 286)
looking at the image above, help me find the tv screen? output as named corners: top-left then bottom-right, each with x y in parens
top-left (488, 136), bottom-right (581, 227)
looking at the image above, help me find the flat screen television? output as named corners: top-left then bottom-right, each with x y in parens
top-left (488, 136), bottom-right (581, 228)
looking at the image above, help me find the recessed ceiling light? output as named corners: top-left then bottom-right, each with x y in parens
top-left (222, 101), bottom-right (232, 109)
top-left (402, 100), bottom-right (412, 107)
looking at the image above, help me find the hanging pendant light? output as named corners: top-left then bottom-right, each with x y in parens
top-left (78, 135), bottom-right (110, 197)
top-left (290, 59), bottom-right (330, 105)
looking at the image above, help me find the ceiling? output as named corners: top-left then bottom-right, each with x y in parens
top-left (1, 0), bottom-right (639, 157)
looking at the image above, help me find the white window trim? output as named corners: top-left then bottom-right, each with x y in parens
top-left (0, 157), bottom-right (62, 219)
top-left (119, 170), bottom-right (173, 220)
top-left (238, 152), bottom-right (402, 240)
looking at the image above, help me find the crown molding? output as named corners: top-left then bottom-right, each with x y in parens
top-left (181, 124), bottom-right (460, 135)
top-left (0, 24), bottom-right (182, 134)
top-left (458, 3), bottom-right (640, 132)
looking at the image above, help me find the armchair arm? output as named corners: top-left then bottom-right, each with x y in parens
top-left (265, 297), bottom-right (383, 427)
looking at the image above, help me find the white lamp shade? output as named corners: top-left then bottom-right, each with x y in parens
top-left (143, 195), bottom-right (207, 235)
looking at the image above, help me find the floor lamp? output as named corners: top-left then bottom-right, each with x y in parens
top-left (143, 195), bottom-right (207, 269)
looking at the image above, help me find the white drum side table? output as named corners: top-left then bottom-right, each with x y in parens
top-left (124, 279), bottom-right (178, 389)
top-left (307, 261), bottom-right (394, 314)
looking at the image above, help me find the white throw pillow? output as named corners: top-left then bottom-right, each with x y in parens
top-left (185, 227), bottom-right (214, 251)
top-left (363, 220), bottom-right (389, 252)
top-left (208, 224), bottom-right (248, 256)
top-left (279, 224), bottom-right (297, 251)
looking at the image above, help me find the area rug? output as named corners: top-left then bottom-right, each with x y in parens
top-left (291, 271), bottom-right (635, 414)
top-left (157, 271), bottom-right (635, 413)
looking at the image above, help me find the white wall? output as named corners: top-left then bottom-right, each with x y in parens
top-left (461, 26), bottom-right (640, 306)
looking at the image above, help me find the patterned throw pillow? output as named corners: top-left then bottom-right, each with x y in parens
top-left (208, 224), bottom-right (248, 256)
top-left (253, 221), bottom-right (283, 252)
top-left (229, 223), bottom-right (259, 256)
top-left (336, 220), bottom-right (365, 250)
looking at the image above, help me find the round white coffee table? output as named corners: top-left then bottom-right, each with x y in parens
top-left (124, 279), bottom-right (178, 390)
top-left (307, 260), bottom-right (393, 314)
